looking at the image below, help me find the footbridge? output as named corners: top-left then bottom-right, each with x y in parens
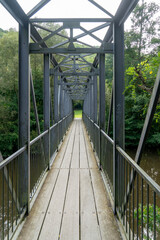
top-left (0, 0), bottom-right (160, 239)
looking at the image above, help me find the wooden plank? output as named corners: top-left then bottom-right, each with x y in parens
top-left (60, 169), bottom-right (79, 240)
top-left (79, 124), bottom-right (88, 168)
top-left (90, 169), bottom-right (121, 240)
top-left (52, 121), bottom-right (74, 168)
top-left (82, 122), bottom-right (98, 169)
top-left (80, 169), bottom-right (101, 240)
top-left (17, 169), bottom-right (59, 240)
top-left (39, 169), bottom-right (69, 240)
top-left (61, 122), bottom-right (76, 168)
top-left (71, 121), bottom-right (80, 169)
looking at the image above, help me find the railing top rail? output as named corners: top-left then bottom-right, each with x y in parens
top-left (0, 146), bottom-right (26, 170)
top-left (1, 113), bottom-right (72, 169)
top-left (117, 145), bottom-right (160, 196)
top-left (101, 129), bottom-right (113, 145)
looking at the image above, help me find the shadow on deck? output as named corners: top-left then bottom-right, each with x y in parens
top-left (17, 120), bottom-right (121, 240)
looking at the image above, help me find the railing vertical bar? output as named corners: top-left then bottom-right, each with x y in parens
top-left (129, 164), bottom-right (131, 240)
top-left (141, 178), bottom-right (143, 240)
top-left (7, 165), bottom-right (9, 240)
top-left (12, 161), bottom-right (14, 232)
top-left (123, 160), bottom-right (126, 226)
top-left (2, 168), bottom-right (4, 240)
top-left (147, 184), bottom-right (149, 240)
top-left (137, 174), bottom-right (139, 240)
top-left (132, 170), bottom-right (135, 240)
top-left (126, 161), bottom-right (128, 233)
top-left (153, 192), bottom-right (156, 240)
top-left (16, 158), bottom-right (18, 224)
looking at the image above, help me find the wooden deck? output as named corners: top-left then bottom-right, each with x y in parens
top-left (18, 120), bottom-right (122, 240)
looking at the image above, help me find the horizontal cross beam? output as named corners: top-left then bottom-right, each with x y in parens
top-left (30, 18), bottom-right (112, 23)
top-left (50, 71), bottom-right (98, 76)
top-left (30, 45), bottom-right (113, 54)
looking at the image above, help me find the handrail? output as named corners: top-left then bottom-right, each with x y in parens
top-left (0, 146), bottom-right (26, 169)
top-left (116, 145), bottom-right (160, 196)
top-left (1, 113), bottom-right (72, 169)
top-left (101, 129), bottom-right (113, 145)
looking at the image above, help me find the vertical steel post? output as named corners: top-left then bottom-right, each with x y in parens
top-left (90, 79), bottom-right (94, 121)
top-left (99, 53), bottom-right (106, 168)
top-left (54, 70), bottom-right (59, 123)
top-left (44, 54), bottom-right (50, 169)
top-left (113, 21), bottom-right (125, 214)
top-left (93, 75), bottom-right (98, 124)
top-left (19, 22), bottom-right (30, 213)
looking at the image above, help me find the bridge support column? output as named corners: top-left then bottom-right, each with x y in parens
top-left (113, 22), bottom-right (125, 214)
top-left (44, 54), bottom-right (50, 170)
top-left (99, 53), bottom-right (106, 169)
top-left (19, 22), bottom-right (30, 213)
top-left (93, 76), bottom-right (98, 124)
top-left (54, 70), bottom-right (59, 123)
top-left (90, 79), bottom-right (94, 121)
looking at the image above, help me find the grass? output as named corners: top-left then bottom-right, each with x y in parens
top-left (74, 109), bottom-right (82, 119)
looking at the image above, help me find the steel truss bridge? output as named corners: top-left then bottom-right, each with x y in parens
top-left (0, 0), bottom-right (160, 239)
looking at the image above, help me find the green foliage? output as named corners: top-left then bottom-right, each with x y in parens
top-left (0, 28), bottom-right (7, 38)
top-left (0, 30), bottom-right (18, 158)
top-left (0, 23), bottom-right (68, 158)
top-left (73, 100), bottom-right (83, 110)
top-left (125, 54), bottom-right (160, 147)
top-left (134, 204), bottom-right (160, 239)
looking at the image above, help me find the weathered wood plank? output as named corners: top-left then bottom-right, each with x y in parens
top-left (71, 120), bottom-right (80, 168)
top-left (79, 124), bottom-right (88, 168)
top-left (17, 169), bottom-right (59, 240)
top-left (61, 122), bottom-right (76, 168)
top-left (52, 121), bottom-right (75, 168)
top-left (39, 169), bottom-right (69, 240)
top-left (60, 169), bottom-right (79, 240)
top-left (90, 169), bottom-right (121, 240)
top-left (82, 122), bottom-right (98, 169)
top-left (80, 169), bottom-right (101, 240)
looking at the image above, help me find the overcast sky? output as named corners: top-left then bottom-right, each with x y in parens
top-left (0, 0), bottom-right (159, 45)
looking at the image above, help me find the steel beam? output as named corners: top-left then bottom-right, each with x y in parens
top-left (107, 89), bottom-right (113, 135)
top-left (27, 0), bottom-right (51, 18)
top-left (99, 54), bottom-right (106, 131)
top-left (88, 0), bottom-right (113, 18)
top-left (99, 54), bottom-right (106, 169)
top-left (1, 0), bottom-right (28, 25)
top-left (54, 70), bottom-right (59, 123)
top-left (30, 71), bottom-right (41, 135)
top-left (93, 75), bottom-right (98, 123)
top-left (30, 18), bottom-right (112, 23)
top-left (50, 71), bottom-right (99, 76)
top-left (29, 45), bottom-right (113, 54)
top-left (135, 65), bottom-right (160, 163)
top-left (18, 23), bottom-right (30, 212)
top-left (113, 22), bottom-right (125, 214)
top-left (44, 54), bottom-right (50, 169)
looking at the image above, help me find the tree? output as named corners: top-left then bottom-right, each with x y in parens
top-left (125, 0), bottom-right (160, 66)
top-left (0, 30), bottom-right (19, 158)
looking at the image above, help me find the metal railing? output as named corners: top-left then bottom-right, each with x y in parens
top-left (83, 112), bottom-right (160, 240)
top-left (0, 113), bottom-right (73, 240)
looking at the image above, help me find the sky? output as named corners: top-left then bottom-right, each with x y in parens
top-left (0, 0), bottom-right (159, 45)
